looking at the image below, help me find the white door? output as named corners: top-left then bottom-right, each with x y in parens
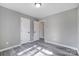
top-left (34, 21), bottom-right (39, 41)
top-left (20, 17), bottom-right (30, 44)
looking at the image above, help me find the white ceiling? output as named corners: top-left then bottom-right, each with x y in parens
top-left (0, 3), bottom-right (78, 19)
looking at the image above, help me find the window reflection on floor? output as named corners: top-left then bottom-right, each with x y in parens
top-left (17, 45), bottom-right (54, 56)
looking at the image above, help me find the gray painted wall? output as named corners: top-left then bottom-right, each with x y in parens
top-left (43, 8), bottom-right (78, 48)
top-left (77, 6), bottom-right (79, 50)
top-left (0, 4), bottom-right (78, 51)
top-left (0, 6), bottom-right (36, 50)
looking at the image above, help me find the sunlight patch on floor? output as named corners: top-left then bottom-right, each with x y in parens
top-left (34, 52), bottom-right (46, 56)
top-left (17, 45), bottom-right (54, 56)
top-left (17, 45), bottom-right (37, 55)
top-left (41, 49), bottom-right (53, 55)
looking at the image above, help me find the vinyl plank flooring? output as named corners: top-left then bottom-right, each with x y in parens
top-left (0, 39), bottom-right (78, 56)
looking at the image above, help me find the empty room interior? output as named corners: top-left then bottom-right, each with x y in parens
top-left (0, 3), bottom-right (79, 56)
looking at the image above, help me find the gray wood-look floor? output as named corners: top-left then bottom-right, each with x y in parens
top-left (0, 39), bottom-right (78, 56)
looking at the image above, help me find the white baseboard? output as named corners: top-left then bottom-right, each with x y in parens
top-left (20, 41), bottom-right (31, 45)
top-left (0, 44), bottom-right (21, 52)
top-left (45, 40), bottom-right (78, 51)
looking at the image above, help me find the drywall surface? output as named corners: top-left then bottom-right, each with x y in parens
top-left (43, 8), bottom-right (78, 48)
top-left (77, 7), bottom-right (79, 50)
top-left (0, 6), bottom-right (36, 50)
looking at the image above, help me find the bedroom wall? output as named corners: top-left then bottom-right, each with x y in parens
top-left (42, 8), bottom-right (78, 49)
top-left (77, 6), bottom-right (79, 50)
top-left (0, 6), bottom-right (36, 50)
